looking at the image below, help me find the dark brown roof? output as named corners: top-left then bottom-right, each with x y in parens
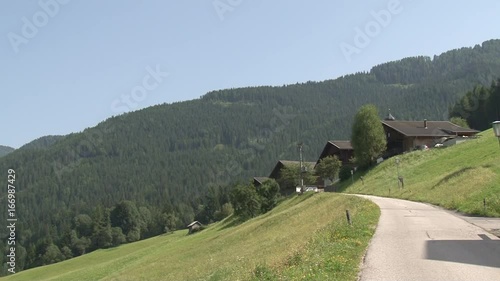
top-left (382, 120), bottom-right (479, 137)
top-left (328, 140), bottom-right (353, 150)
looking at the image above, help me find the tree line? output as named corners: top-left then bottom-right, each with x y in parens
top-left (449, 78), bottom-right (500, 130)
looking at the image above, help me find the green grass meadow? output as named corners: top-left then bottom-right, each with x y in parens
top-left (342, 129), bottom-right (500, 216)
top-left (3, 193), bottom-right (379, 281)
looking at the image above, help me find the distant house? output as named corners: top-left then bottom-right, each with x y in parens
top-left (187, 221), bottom-right (202, 234)
top-left (267, 160), bottom-right (318, 193)
top-left (268, 160), bottom-right (316, 180)
top-left (314, 141), bottom-right (353, 189)
top-left (315, 140), bottom-right (354, 166)
top-left (382, 118), bottom-right (479, 155)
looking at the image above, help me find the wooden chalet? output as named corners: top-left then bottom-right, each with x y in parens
top-left (267, 160), bottom-right (320, 193)
top-left (382, 118), bottom-right (479, 156)
top-left (316, 140), bottom-right (354, 166)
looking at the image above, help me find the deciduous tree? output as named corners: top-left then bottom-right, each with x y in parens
top-left (315, 155), bottom-right (342, 182)
top-left (351, 104), bottom-right (387, 167)
top-left (256, 179), bottom-right (280, 213)
top-left (277, 164), bottom-right (317, 190)
top-left (110, 200), bottom-right (141, 236)
top-left (230, 184), bottom-right (261, 219)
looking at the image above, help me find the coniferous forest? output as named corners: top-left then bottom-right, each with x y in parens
top-left (1, 39), bottom-right (500, 274)
top-left (0, 146), bottom-right (15, 158)
top-left (450, 78), bottom-right (500, 130)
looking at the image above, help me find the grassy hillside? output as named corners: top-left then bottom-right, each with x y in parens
top-left (2, 193), bottom-right (379, 281)
top-left (342, 129), bottom-right (500, 216)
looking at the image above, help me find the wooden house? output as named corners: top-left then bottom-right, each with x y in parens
top-left (315, 140), bottom-right (354, 166)
top-left (382, 119), bottom-right (479, 156)
top-left (267, 160), bottom-right (318, 193)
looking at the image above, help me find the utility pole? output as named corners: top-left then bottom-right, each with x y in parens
top-left (298, 142), bottom-right (304, 193)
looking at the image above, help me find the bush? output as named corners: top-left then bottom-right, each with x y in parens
top-left (339, 166), bottom-right (352, 182)
top-left (230, 184), bottom-right (261, 219)
top-left (111, 227), bottom-right (126, 246)
top-left (214, 203), bottom-right (234, 221)
top-left (41, 244), bottom-right (64, 265)
top-left (126, 228), bottom-right (141, 242)
top-left (257, 180), bottom-right (280, 213)
top-left (61, 246), bottom-right (73, 260)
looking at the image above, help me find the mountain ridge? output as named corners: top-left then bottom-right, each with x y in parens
top-left (19, 135), bottom-right (65, 151)
top-left (0, 145), bottom-right (15, 158)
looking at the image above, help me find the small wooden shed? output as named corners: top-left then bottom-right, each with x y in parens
top-left (187, 221), bottom-right (202, 234)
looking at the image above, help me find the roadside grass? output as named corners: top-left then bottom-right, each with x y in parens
top-left (2, 193), bottom-right (379, 281)
top-left (341, 129), bottom-right (500, 216)
top-left (253, 197), bottom-right (379, 280)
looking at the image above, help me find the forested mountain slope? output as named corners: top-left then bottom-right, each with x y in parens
top-left (0, 145), bottom-right (15, 157)
top-left (19, 135), bottom-right (65, 151)
top-left (1, 39), bottom-right (500, 273)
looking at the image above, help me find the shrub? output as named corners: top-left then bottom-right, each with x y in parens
top-left (111, 227), bottom-right (126, 246)
top-left (339, 166), bottom-right (352, 182)
top-left (214, 203), bottom-right (234, 221)
top-left (230, 184), bottom-right (261, 219)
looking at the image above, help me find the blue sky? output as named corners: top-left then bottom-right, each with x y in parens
top-left (1, 0), bottom-right (500, 148)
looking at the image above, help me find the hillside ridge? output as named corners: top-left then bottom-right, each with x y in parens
top-left (0, 145), bottom-right (15, 157)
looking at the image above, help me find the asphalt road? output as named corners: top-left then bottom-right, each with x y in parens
top-left (357, 195), bottom-right (500, 281)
